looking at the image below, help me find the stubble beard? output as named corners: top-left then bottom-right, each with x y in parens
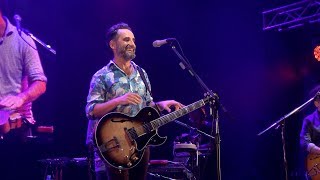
top-left (117, 45), bottom-right (136, 61)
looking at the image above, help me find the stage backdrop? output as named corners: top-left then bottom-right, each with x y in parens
top-left (6, 0), bottom-right (320, 179)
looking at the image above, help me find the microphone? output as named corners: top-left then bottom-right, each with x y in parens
top-left (152, 38), bottom-right (176, 48)
top-left (315, 91), bottom-right (320, 100)
top-left (13, 14), bottom-right (22, 35)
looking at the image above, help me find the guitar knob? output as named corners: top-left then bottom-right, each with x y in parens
top-left (127, 162), bottom-right (132, 167)
top-left (130, 146), bottom-right (135, 152)
top-left (132, 156), bottom-right (139, 161)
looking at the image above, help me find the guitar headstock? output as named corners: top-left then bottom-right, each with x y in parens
top-left (203, 91), bottom-right (216, 104)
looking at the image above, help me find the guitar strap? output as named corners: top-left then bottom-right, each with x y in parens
top-left (137, 66), bottom-right (162, 114)
top-left (137, 66), bottom-right (153, 97)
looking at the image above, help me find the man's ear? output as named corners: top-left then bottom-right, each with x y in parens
top-left (109, 40), bottom-right (115, 50)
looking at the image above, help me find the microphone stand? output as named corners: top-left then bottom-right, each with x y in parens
top-left (258, 93), bottom-right (319, 180)
top-left (23, 29), bottom-right (56, 55)
top-left (170, 44), bottom-right (223, 180)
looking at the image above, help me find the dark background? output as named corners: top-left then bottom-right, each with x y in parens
top-left (2, 0), bottom-right (320, 179)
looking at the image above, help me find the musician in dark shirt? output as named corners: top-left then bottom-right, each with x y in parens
top-left (300, 86), bottom-right (320, 154)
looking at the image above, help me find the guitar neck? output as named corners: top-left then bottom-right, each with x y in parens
top-left (149, 98), bottom-right (207, 130)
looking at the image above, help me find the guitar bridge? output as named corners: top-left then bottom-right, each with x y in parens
top-left (99, 136), bottom-right (120, 153)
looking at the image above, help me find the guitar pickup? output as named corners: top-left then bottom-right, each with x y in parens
top-left (125, 127), bottom-right (138, 142)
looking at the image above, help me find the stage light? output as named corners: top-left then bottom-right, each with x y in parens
top-left (314, 45), bottom-right (320, 61)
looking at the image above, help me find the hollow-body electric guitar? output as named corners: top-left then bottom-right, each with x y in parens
top-left (94, 96), bottom-right (211, 169)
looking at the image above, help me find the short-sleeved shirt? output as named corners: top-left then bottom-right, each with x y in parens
top-left (85, 60), bottom-right (153, 171)
top-left (0, 17), bottom-right (47, 123)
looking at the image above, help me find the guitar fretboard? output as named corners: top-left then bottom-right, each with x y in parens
top-left (149, 99), bottom-right (206, 130)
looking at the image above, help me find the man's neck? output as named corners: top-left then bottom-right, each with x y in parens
top-left (0, 15), bottom-right (6, 37)
top-left (113, 57), bottom-right (133, 75)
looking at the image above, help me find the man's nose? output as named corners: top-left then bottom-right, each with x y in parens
top-left (129, 41), bottom-right (136, 48)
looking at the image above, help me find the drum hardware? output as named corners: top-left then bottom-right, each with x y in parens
top-left (174, 120), bottom-right (214, 141)
top-left (149, 159), bottom-right (184, 165)
top-left (148, 160), bottom-right (194, 180)
top-left (38, 157), bottom-right (88, 180)
top-left (173, 120), bottom-right (215, 179)
top-left (38, 157), bottom-right (70, 180)
top-left (148, 171), bottom-right (184, 180)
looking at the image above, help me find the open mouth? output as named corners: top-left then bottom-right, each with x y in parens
top-left (127, 49), bottom-right (135, 52)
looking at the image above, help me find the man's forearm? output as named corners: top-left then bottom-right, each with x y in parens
top-left (19, 81), bottom-right (46, 103)
top-left (92, 98), bottom-right (121, 119)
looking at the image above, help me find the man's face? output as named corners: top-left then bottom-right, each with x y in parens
top-left (112, 29), bottom-right (136, 61)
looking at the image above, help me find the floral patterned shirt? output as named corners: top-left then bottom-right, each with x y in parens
top-left (85, 60), bottom-right (153, 171)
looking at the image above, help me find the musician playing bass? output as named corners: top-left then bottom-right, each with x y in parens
top-left (85, 22), bottom-right (183, 180)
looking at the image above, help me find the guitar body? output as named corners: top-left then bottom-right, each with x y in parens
top-left (94, 97), bottom-right (210, 170)
top-left (306, 153), bottom-right (320, 180)
top-left (94, 107), bottom-right (167, 169)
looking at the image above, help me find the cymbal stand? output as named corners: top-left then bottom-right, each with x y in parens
top-left (174, 120), bottom-right (215, 140)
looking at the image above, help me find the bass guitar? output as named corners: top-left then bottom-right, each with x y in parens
top-left (94, 96), bottom-right (211, 169)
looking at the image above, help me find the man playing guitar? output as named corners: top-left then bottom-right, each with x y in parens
top-left (300, 85), bottom-right (320, 180)
top-left (85, 22), bottom-right (183, 180)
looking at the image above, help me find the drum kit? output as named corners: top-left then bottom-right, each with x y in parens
top-left (149, 108), bottom-right (214, 180)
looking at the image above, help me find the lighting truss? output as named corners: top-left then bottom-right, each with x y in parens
top-left (263, 0), bottom-right (320, 31)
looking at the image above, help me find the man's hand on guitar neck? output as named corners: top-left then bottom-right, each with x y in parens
top-left (154, 100), bottom-right (184, 113)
